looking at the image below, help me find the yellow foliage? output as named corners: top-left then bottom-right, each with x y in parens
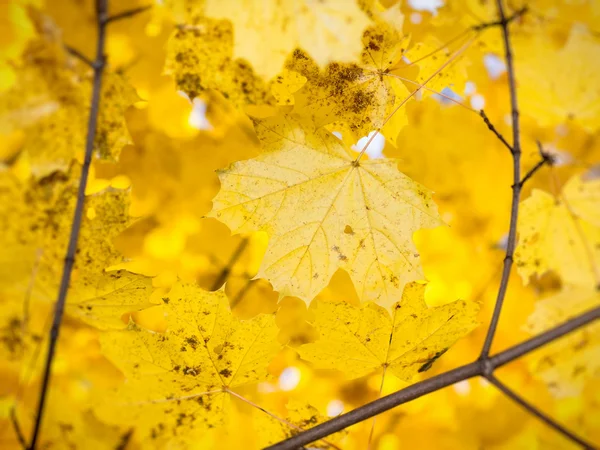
top-left (1, 1), bottom-right (599, 449)
top-left (516, 25), bottom-right (600, 132)
top-left (97, 283), bottom-right (281, 444)
top-left (515, 174), bottom-right (600, 288)
top-left (526, 287), bottom-right (600, 397)
top-left (288, 19), bottom-right (411, 141)
top-left (210, 114), bottom-right (441, 308)
top-left (298, 282), bottom-right (479, 380)
top-left (204, 0), bottom-right (371, 79)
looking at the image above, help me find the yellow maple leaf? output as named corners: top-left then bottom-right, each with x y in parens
top-left (288, 20), bottom-right (411, 141)
top-left (0, 165), bottom-right (153, 330)
top-left (97, 283), bottom-right (281, 443)
top-left (209, 114), bottom-right (442, 307)
top-left (526, 286), bottom-right (600, 397)
top-left (297, 282), bottom-right (479, 380)
top-left (164, 19), bottom-right (273, 108)
top-left (203, 0), bottom-right (371, 79)
top-left (66, 270), bottom-right (154, 330)
top-left (0, 16), bottom-right (137, 176)
top-left (516, 24), bottom-right (600, 132)
top-left (256, 400), bottom-right (347, 449)
top-left (270, 69), bottom-right (307, 106)
top-left (515, 174), bottom-right (600, 288)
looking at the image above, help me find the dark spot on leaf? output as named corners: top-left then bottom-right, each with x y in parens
top-left (418, 348), bottom-right (449, 373)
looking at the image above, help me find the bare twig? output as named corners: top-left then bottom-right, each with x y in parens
top-left (485, 374), bottom-right (596, 449)
top-left (64, 45), bottom-right (94, 67)
top-left (105, 5), bottom-right (152, 24)
top-left (211, 239), bottom-right (249, 291)
top-left (472, 6), bottom-right (528, 31)
top-left (264, 305), bottom-right (600, 450)
top-left (517, 141), bottom-right (554, 188)
top-left (479, 0), bottom-right (523, 359)
top-left (28, 1), bottom-right (109, 448)
top-left (10, 407), bottom-right (27, 449)
top-left (479, 110), bottom-right (513, 153)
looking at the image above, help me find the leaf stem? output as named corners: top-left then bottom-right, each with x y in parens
top-left (226, 388), bottom-right (342, 450)
top-left (355, 35), bottom-right (476, 162)
top-left (28, 1), bottom-right (109, 447)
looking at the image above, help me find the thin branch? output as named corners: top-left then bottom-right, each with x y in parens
top-left (264, 305), bottom-right (600, 450)
top-left (230, 278), bottom-right (253, 308)
top-left (64, 45), bottom-right (94, 68)
top-left (10, 407), bottom-right (26, 449)
top-left (472, 6), bottom-right (528, 31)
top-left (517, 144), bottom-right (554, 188)
top-left (211, 239), bottom-right (249, 290)
top-left (479, 0), bottom-right (523, 359)
top-left (27, 1), bottom-right (109, 448)
top-left (226, 389), bottom-right (342, 450)
top-left (485, 374), bottom-right (596, 449)
top-left (264, 362), bottom-right (482, 450)
top-left (105, 5), bottom-right (152, 24)
top-left (488, 305), bottom-right (600, 368)
top-left (479, 110), bottom-right (513, 153)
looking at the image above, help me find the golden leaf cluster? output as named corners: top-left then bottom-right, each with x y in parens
top-left (0, 0), bottom-right (599, 449)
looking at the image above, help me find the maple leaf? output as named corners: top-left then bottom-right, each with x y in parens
top-left (270, 69), bottom-right (307, 106)
top-left (164, 19), bottom-right (273, 108)
top-left (7, 389), bottom-right (127, 450)
top-left (209, 114), bottom-right (442, 307)
top-left (66, 270), bottom-right (154, 330)
top-left (515, 174), bottom-right (600, 288)
top-left (516, 25), bottom-right (600, 131)
top-left (0, 166), bottom-right (152, 330)
top-left (525, 286), bottom-right (600, 398)
top-left (97, 283), bottom-right (281, 443)
top-left (0, 15), bottom-right (137, 176)
top-left (257, 401), bottom-right (347, 449)
top-left (203, 0), bottom-right (371, 79)
top-left (287, 19), bottom-right (411, 140)
top-left (297, 282), bottom-right (479, 380)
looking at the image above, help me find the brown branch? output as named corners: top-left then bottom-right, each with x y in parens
top-left (479, 110), bottom-right (513, 153)
top-left (479, 0), bottom-right (523, 359)
top-left (485, 374), bottom-right (596, 449)
top-left (516, 141), bottom-right (554, 188)
top-left (211, 239), bottom-right (249, 291)
top-left (105, 5), bottom-right (152, 24)
top-left (472, 6), bottom-right (528, 31)
top-left (10, 407), bottom-right (27, 449)
top-left (264, 305), bottom-right (600, 450)
top-left (64, 45), bottom-right (94, 67)
top-left (27, 1), bottom-right (109, 448)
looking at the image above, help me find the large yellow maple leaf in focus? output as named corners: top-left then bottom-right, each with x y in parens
top-left (204, 0), bottom-right (371, 79)
top-left (98, 283), bottom-right (281, 444)
top-left (515, 174), bottom-right (600, 288)
top-left (209, 114), bottom-right (442, 308)
top-left (298, 282), bottom-right (479, 380)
